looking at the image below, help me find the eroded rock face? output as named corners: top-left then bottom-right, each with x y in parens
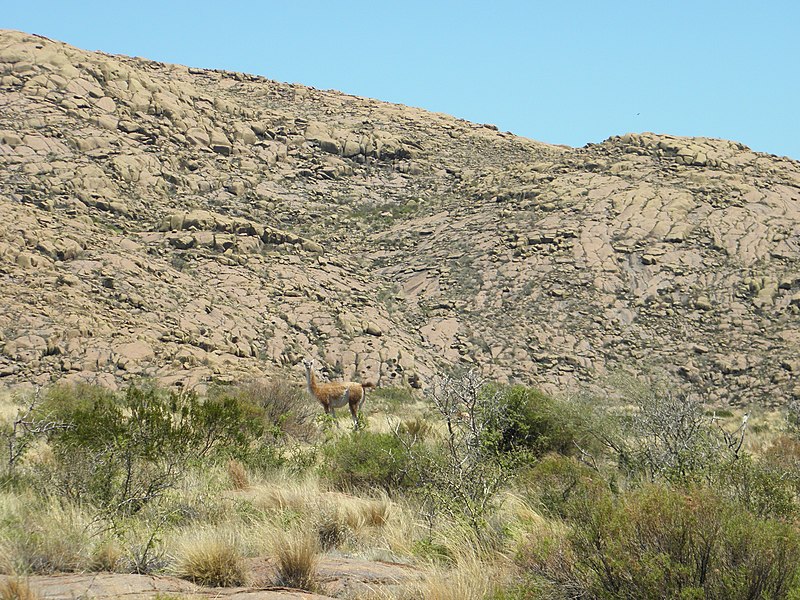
top-left (0, 29), bottom-right (798, 406)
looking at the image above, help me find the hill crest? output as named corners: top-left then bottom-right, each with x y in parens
top-left (1, 29), bottom-right (799, 406)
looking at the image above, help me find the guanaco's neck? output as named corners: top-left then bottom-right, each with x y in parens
top-left (305, 365), bottom-right (319, 395)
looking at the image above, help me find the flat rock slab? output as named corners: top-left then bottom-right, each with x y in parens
top-left (248, 555), bottom-right (423, 596)
top-left (321, 556), bottom-right (423, 596)
top-left (0, 556), bottom-right (423, 599)
top-left (1, 573), bottom-right (335, 600)
top-left (247, 556), bottom-right (422, 595)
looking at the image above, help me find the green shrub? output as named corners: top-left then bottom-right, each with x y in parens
top-left (319, 431), bottom-right (415, 493)
top-left (36, 384), bottom-right (265, 514)
top-left (482, 385), bottom-right (595, 458)
top-left (522, 484), bottom-right (800, 599)
top-left (764, 435), bottom-right (800, 473)
top-left (520, 454), bottom-right (609, 519)
top-left (713, 455), bottom-right (800, 520)
top-left (418, 372), bottom-right (537, 538)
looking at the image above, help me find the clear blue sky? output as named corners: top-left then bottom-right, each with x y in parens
top-left (5, 1), bottom-right (799, 159)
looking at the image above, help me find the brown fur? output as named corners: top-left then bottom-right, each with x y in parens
top-left (303, 359), bottom-right (375, 427)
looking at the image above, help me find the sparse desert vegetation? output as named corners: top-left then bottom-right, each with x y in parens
top-left (0, 24), bottom-right (798, 600)
top-left (1, 370), bottom-right (799, 599)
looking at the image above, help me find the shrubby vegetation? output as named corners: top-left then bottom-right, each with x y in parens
top-left (36, 384), bottom-right (264, 514)
top-left (320, 430), bottom-right (417, 493)
top-left (0, 369), bottom-right (799, 598)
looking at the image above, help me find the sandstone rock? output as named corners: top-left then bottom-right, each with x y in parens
top-left (364, 322), bottom-right (383, 337)
top-left (15, 252), bottom-right (43, 269)
top-left (210, 129), bottom-right (231, 155)
top-left (0, 30), bottom-right (797, 410)
top-left (183, 209), bottom-right (217, 230)
top-left (185, 126), bottom-right (210, 146)
top-left (114, 340), bottom-right (155, 365)
top-left (54, 238), bottom-right (82, 260)
top-left (302, 239), bottom-right (324, 254)
top-left (232, 123), bottom-right (257, 144)
top-left (225, 180), bottom-right (247, 196)
top-left (0, 131), bottom-right (22, 146)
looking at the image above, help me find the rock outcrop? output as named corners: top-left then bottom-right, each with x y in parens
top-left (1, 30), bottom-right (798, 406)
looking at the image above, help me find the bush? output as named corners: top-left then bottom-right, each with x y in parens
top-left (218, 380), bottom-right (316, 441)
top-left (764, 435), bottom-right (800, 473)
top-left (522, 484), bottom-right (800, 599)
top-left (713, 455), bottom-right (799, 520)
top-left (520, 454), bottom-right (609, 519)
top-left (319, 431), bottom-right (415, 493)
top-left (482, 385), bottom-right (595, 458)
top-left (411, 372), bottom-right (524, 539)
top-left (606, 374), bottom-right (740, 484)
top-left (36, 384), bottom-right (264, 514)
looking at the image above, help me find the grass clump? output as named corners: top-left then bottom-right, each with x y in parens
top-left (172, 529), bottom-right (246, 587)
top-left (270, 529), bottom-right (320, 591)
top-left (227, 459), bottom-right (250, 490)
top-left (414, 558), bottom-right (496, 600)
top-left (0, 578), bottom-right (41, 600)
top-left (0, 494), bottom-right (96, 574)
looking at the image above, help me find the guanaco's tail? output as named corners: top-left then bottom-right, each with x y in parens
top-left (359, 381), bottom-right (375, 410)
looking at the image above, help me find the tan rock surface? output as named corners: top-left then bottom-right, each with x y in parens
top-left (0, 29), bottom-right (798, 406)
top-left (0, 553), bottom-right (422, 599)
top-left (1, 572), bottom-right (336, 599)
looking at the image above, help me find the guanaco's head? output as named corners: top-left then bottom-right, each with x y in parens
top-left (302, 358), bottom-right (314, 371)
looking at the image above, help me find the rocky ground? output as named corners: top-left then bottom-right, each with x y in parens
top-left (1, 554), bottom-right (422, 598)
top-left (1, 29), bottom-right (799, 406)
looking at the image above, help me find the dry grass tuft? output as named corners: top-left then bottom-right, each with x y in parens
top-left (89, 538), bottom-right (125, 572)
top-left (270, 529), bottom-right (320, 592)
top-left (0, 495), bottom-right (96, 574)
top-left (0, 578), bottom-right (41, 600)
top-left (398, 415), bottom-right (432, 439)
top-left (172, 529), bottom-right (246, 587)
top-left (227, 459), bottom-right (250, 490)
top-left (361, 496), bottom-right (392, 527)
top-left (247, 475), bottom-right (321, 515)
top-left (415, 558), bottom-right (496, 600)
top-left (324, 492), bottom-right (392, 529)
top-left (414, 547), bottom-right (521, 600)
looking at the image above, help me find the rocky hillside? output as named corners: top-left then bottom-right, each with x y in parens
top-left (1, 30), bottom-right (798, 406)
